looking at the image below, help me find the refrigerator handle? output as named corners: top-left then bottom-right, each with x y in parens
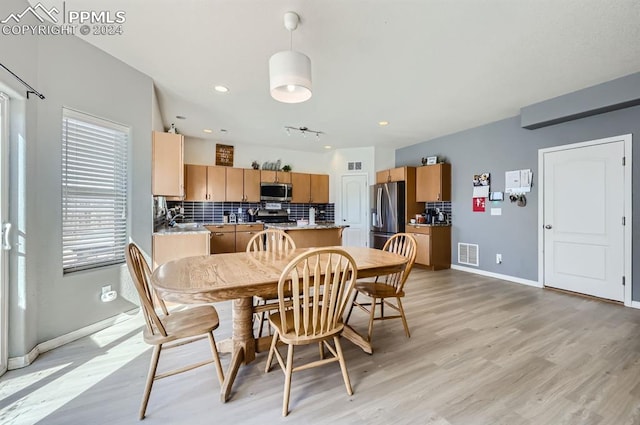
top-left (377, 187), bottom-right (383, 227)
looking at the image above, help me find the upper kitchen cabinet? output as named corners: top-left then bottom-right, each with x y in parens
top-left (376, 166), bottom-right (408, 184)
top-left (291, 172), bottom-right (310, 203)
top-left (291, 172), bottom-right (329, 203)
top-left (416, 163), bottom-right (451, 202)
top-left (261, 170), bottom-right (292, 184)
top-left (309, 174), bottom-right (329, 203)
top-left (152, 131), bottom-right (184, 196)
top-left (184, 165), bottom-right (226, 201)
top-left (226, 168), bottom-right (261, 202)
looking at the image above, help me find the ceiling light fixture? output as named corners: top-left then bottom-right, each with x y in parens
top-left (214, 85), bottom-right (229, 93)
top-left (284, 126), bottom-right (323, 140)
top-left (269, 12), bottom-right (312, 103)
top-left (203, 129), bottom-right (213, 133)
top-left (378, 121), bottom-right (389, 126)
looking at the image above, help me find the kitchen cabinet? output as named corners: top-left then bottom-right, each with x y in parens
top-left (376, 167), bottom-right (407, 184)
top-left (261, 170), bottom-right (292, 184)
top-left (226, 168), bottom-right (261, 202)
top-left (405, 225), bottom-right (451, 270)
top-left (310, 174), bottom-right (329, 203)
top-left (291, 172), bottom-right (329, 203)
top-left (152, 232), bottom-right (209, 269)
top-left (184, 165), bottom-right (226, 201)
top-left (206, 224), bottom-right (236, 254)
top-left (290, 172), bottom-right (310, 203)
top-left (152, 131), bottom-right (183, 196)
top-left (235, 223), bottom-right (265, 251)
top-left (206, 223), bottom-right (265, 253)
top-left (416, 163), bottom-right (451, 202)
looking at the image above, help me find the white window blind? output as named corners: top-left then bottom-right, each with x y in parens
top-left (62, 108), bottom-right (128, 274)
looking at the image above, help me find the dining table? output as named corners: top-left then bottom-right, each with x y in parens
top-left (151, 245), bottom-right (408, 402)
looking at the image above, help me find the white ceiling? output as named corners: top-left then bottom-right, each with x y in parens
top-left (36, 1), bottom-right (640, 151)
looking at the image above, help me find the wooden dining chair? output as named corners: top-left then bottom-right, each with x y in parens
top-left (345, 233), bottom-right (417, 343)
top-left (264, 247), bottom-right (358, 416)
top-left (125, 243), bottom-right (225, 420)
top-left (246, 229), bottom-right (296, 338)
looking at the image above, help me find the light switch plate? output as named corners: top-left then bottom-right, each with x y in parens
top-left (491, 208), bottom-right (502, 216)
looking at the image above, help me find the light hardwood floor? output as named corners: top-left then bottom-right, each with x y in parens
top-left (2, 268), bottom-right (640, 424)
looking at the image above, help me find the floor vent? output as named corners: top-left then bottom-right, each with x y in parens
top-left (347, 161), bottom-right (362, 171)
top-left (458, 243), bottom-right (479, 266)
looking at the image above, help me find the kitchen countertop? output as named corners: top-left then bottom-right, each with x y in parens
top-left (153, 224), bottom-right (211, 235)
top-left (406, 223), bottom-right (451, 227)
top-left (265, 222), bottom-right (348, 230)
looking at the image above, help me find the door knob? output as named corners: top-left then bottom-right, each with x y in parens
top-left (544, 224), bottom-right (552, 229)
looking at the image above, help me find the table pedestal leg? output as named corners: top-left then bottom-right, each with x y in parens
top-left (220, 297), bottom-right (256, 402)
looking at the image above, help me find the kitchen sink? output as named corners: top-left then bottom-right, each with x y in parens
top-left (173, 223), bottom-right (201, 229)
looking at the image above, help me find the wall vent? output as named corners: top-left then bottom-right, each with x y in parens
top-left (458, 243), bottom-right (479, 266)
top-left (347, 161), bottom-right (362, 171)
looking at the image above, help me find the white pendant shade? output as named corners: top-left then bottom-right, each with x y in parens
top-left (269, 50), bottom-right (312, 103)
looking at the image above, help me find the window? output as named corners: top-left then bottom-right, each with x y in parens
top-left (62, 108), bottom-right (128, 274)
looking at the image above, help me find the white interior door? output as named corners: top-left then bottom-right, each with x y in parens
top-left (0, 93), bottom-right (9, 376)
top-left (340, 174), bottom-right (368, 247)
top-left (542, 140), bottom-right (625, 301)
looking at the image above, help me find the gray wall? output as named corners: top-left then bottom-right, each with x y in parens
top-left (396, 96), bottom-right (639, 299)
top-left (2, 0), bottom-right (154, 356)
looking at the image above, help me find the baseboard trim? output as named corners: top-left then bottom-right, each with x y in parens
top-left (451, 265), bottom-right (542, 288)
top-left (631, 301), bottom-right (640, 310)
top-left (8, 308), bottom-right (140, 370)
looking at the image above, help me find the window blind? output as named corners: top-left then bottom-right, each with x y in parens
top-left (62, 108), bottom-right (128, 274)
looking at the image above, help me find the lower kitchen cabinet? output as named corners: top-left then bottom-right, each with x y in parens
top-left (405, 225), bottom-right (451, 270)
top-left (205, 223), bottom-right (265, 253)
top-left (206, 224), bottom-right (236, 254)
top-left (152, 232), bottom-right (210, 269)
top-left (235, 224), bottom-right (265, 251)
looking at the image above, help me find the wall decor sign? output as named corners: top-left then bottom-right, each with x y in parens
top-left (215, 144), bottom-right (234, 166)
top-left (473, 197), bottom-right (486, 212)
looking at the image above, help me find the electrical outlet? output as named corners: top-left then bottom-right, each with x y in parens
top-left (496, 254), bottom-right (502, 264)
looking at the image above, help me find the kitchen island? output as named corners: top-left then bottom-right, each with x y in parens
top-left (265, 222), bottom-right (347, 248)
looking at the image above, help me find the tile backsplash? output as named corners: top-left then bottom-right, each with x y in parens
top-left (163, 200), bottom-right (334, 225)
top-left (424, 201), bottom-right (452, 224)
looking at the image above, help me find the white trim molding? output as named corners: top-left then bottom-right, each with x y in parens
top-left (451, 265), bottom-right (542, 288)
top-left (8, 308), bottom-right (140, 370)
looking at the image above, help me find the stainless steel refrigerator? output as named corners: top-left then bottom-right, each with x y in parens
top-left (370, 181), bottom-right (405, 249)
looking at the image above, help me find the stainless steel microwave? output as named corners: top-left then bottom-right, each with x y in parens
top-left (260, 183), bottom-right (292, 202)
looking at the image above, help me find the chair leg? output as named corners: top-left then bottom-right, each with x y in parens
top-left (345, 291), bottom-right (358, 323)
top-left (318, 341), bottom-right (324, 359)
top-left (265, 331), bottom-right (279, 373)
top-left (366, 296), bottom-right (377, 342)
top-left (397, 297), bottom-right (410, 338)
top-left (334, 336), bottom-right (353, 396)
top-left (282, 344), bottom-right (295, 417)
top-left (207, 332), bottom-right (225, 385)
top-left (140, 344), bottom-right (162, 420)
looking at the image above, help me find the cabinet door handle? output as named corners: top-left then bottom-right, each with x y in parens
top-left (214, 233), bottom-right (225, 236)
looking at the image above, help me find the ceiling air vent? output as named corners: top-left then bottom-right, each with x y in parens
top-left (458, 243), bottom-right (479, 266)
top-left (347, 161), bottom-right (362, 171)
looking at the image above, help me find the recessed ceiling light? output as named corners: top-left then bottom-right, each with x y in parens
top-left (176, 115), bottom-right (187, 120)
top-left (324, 145), bottom-right (332, 149)
top-left (203, 129), bottom-right (213, 133)
top-left (220, 129), bottom-right (228, 133)
top-left (214, 85), bottom-right (229, 93)
top-left (378, 121), bottom-right (389, 126)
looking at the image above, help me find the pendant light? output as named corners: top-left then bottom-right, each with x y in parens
top-left (269, 12), bottom-right (312, 103)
